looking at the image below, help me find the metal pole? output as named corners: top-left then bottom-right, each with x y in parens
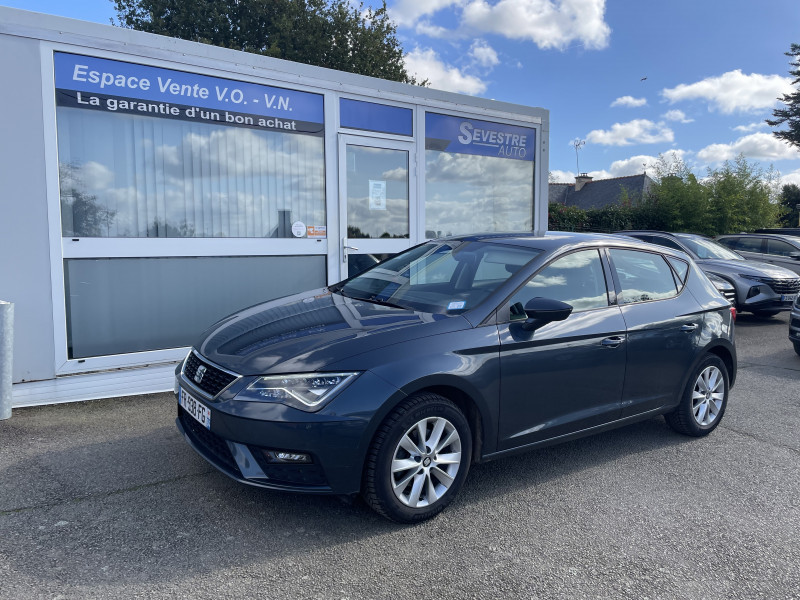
top-left (0, 301), bottom-right (13, 420)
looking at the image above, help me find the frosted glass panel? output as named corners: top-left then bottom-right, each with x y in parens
top-left (64, 256), bottom-right (326, 358)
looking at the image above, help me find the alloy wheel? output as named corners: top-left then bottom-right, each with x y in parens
top-left (691, 365), bottom-right (724, 427)
top-left (390, 416), bottom-right (462, 508)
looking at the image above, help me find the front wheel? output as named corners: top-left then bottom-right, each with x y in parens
top-left (665, 354), bottom-right (729, 437)
top-left (793, 341), bottom-right (800, 357)
top-left (753, 310), bottom-right (780, 318)
top-left (362, 392), bottom-right (472, 523)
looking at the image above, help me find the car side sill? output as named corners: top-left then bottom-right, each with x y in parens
top-left (481, 407), bottom-right (667, 463)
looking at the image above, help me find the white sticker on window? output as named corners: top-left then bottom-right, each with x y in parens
top-left (447, 301), bottom-right (466, 310)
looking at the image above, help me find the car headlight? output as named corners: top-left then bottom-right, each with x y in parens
top-left (243, 372), bottom-right (360, 411)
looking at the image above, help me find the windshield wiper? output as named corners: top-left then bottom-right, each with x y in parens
top-left (334, 288), bottom-right (409, 310)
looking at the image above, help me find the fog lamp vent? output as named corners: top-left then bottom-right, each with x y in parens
top-left (262, 449), bottom-right (312, 464)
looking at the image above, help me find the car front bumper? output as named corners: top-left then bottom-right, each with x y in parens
top-left (174, 368), bottom-right (401, 496)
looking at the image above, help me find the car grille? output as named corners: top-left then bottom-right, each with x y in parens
top-left (721, 289), bottom-right (736, 304)
top-left (183, 352), bottom-right (238, 398)
top-left (178, 409), bottom-right (241, 476)
top-left (755, 278), bottom-right (800, 294)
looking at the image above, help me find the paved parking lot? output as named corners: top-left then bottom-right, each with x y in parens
top-left (1, 313), bottom-right (799, 599)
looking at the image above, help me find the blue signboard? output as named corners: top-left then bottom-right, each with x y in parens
top-left (54, 52), bottom-right (324, 134)
top-left (425, 113), bottom-right (535, 162)
top-left (340, 98), bottom-right (413, 136)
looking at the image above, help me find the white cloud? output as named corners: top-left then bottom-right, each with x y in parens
top-left (470, 40), bottom-right (500, 68)
top-left (696, 132), bottom-right (800, 164)
top-left (782, 169), bottom-right (800, 187)
top-left (390, 0), bottom-right (460, 28)
top-left (662, 70), bottom-right (792, 114)
top-left (733, 121), bottom-right (767, 133)
top-left (611, 96), bottom-right (647, 108)
top-left (404, 47), bottom-right (487, 94)
top-left (552, 151), bottom-right (689, 183)
top-left (586, 119), bottom-right (674, 146)
top-left (461, 0), bottom-right (610, 50)
top-left (415, 20), bottom-right (450, 38)
top-left (662, 109), bottom-right (693, 123)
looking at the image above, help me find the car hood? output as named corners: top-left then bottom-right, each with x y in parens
top-left (696, 258), bottom-right (798, 279)
top-left (196, 288), bottom-right (471, 375)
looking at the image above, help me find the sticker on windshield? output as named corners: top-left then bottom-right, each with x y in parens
top-left (447, 301), bottom-right (466, 311)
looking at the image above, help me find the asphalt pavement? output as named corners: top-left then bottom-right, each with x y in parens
top-left (1, 312), bottom-right (798, 599)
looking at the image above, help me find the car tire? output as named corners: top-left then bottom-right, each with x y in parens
top-left (362, 392), bottom-right (472, 523)
top-left (665, 354), bottom-right (729, 437)
top-left (753, 310), bottom-right (780, 318)
top-left (794, 341), bottom-right (800, 357)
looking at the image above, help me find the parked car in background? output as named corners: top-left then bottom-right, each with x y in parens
top-left (175, 232), bottom-right (736, 523)
top-left (790, 296), bottom-right (800, 356)
top-left (715, 233), bottom-right (800, 275)
top-left (617, 230), bottom-right (800, 317)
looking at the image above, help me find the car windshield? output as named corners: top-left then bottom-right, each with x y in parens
top-left (334, 241), bottom-right (542, 314)
top-left (675, 234), bottom-right (744, 260)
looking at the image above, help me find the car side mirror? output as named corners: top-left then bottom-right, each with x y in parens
top-left (789, 251), bottom-right (800, 261)
top-left (517, 297), bottom-right (573, 331)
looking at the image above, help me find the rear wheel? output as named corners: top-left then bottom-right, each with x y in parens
top-left (362, 392), bottom-right (472, 523)
top-left (665, 354), bottom-right (729, 437)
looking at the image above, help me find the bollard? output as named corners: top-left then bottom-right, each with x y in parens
top-left (0, 301), bottom-right (13, 420)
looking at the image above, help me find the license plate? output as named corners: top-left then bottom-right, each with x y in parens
top-left (179, 387), bottom-right (211, 429)
top-left (782, 293), bottom-right (797, 303)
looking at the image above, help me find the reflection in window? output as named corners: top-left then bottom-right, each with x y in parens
top-left (345, 145), bottom-right (409, 239)
top-left (57, 108), bottom-right (326, 238)
top-left (509, 249), bottom-right (608, 314)
top-left (425, 152), bottom-right (534, 237)
top-left (610, 249), bottom-right (678, 304)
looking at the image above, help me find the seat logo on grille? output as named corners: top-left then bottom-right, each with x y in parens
top-left (194, 365), bottom-right (207, 384)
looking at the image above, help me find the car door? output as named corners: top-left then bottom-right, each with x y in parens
top-left (497, 248), bottom-right (627, 451)
top-left (606, 248), bottom-right (702, 417)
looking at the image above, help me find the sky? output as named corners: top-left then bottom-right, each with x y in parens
top-left (4, 0), bottom-right (800, 187)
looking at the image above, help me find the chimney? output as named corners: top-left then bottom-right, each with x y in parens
top-left (574, 173), bottom-right (592, 192)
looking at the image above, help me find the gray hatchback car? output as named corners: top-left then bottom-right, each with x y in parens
top-left (176, 232), bottom-right (736, 523)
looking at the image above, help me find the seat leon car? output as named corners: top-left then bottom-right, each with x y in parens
top-left (175, 232), bottom-right (736, 523)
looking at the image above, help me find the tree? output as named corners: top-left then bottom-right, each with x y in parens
top-left (766, 43), bottom-right (800, 150)
top-left (112, 0), bottom-right (423, 84)
top-left (705, 155), bottom-right (781, 234)
top-left (778, 183), bottom-right (800, 227)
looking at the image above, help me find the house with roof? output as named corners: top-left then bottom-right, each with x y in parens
top-left (549, 173), bottom-right (655, 209)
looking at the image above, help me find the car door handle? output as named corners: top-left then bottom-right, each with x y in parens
top-left (601, 336), bottom-right (625, 348)
top-left (681, 323), bottom-right (699, 332)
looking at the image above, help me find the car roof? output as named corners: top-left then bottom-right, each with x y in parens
top-left (441, 230), bottom-right (690, 257)
top-left (717, 232), bottom-right (800, 242)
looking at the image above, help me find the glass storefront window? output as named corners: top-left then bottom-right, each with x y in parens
top-left (57, 109), bottom-right (326, 238)
top-left (425, 113), bottom-right (535, 238)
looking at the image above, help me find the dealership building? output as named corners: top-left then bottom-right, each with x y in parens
top-left (0, 7), bottom-right (549, 407)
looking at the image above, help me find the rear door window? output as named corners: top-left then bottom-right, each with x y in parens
top-left (609, 249), bottom-right (679, 304)
top-left (766, 238), bottom-right (798, 257)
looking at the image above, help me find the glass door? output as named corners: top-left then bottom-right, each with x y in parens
top-left (338, 135), bottom-right (416, 278)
